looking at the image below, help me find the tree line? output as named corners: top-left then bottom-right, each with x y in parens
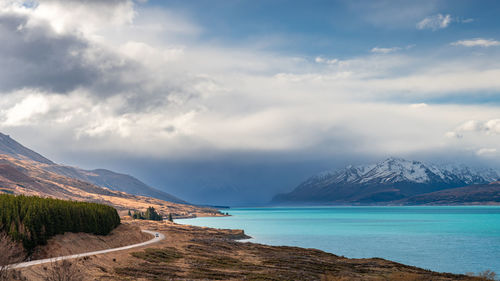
top-left (0, 194), bottom-right (120, 252)
top-left (129, 207), bottom-right (163, 221)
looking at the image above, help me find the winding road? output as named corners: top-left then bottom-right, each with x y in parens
top-left (8, 230), bottom-right (164, 269)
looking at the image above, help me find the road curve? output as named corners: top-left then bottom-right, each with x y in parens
top-left (9, 230), bottom-right (164, 269)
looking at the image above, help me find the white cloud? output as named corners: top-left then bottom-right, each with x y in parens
top-left (0, 0), bottom-right (500, 165)
top-left (3, 93), bottom-right (50, 126)
top-left (416, 14), bottom-right (452, 30)
top-left (476, 148), bottom-right (497, 156)
top-left (314, 56), bottom-right (338, 65)
top-left (9, 0), bottom-right (137, 35)
top-left (454, 119), bottom-right (500, 135)
top-left (484, 119), bottom-right (500, 134)
top-left (410, 103), bottom-right (428, 109)
top-left (457, 120), bottom-right (482, 132)
top-left (371, 47), bottom-right (401, 54)
top-left (451, 38), bottom-right (500, 48)
top-left (445, 131), bottom-right (462, 139)
top-left (444, 119), bottom-right (500, 160)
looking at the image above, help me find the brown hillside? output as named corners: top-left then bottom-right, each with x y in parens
top-left (0, 154), bottom-right (220, 218)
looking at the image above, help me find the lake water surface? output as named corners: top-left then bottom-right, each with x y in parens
top-left (176, 206), bottom-right (500, 275)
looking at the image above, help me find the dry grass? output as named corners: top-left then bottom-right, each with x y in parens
top-left (130, 247), bottom-right (183, 263)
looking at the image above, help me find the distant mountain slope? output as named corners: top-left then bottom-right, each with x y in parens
top-left (273, 157), bottom-right (500, 204)
top-left (45, 166), bottom-right (187, 204)
top-left (0, 133), bottom-right (53, 164)
top-left (0, 154), bottom-right (217, 217)
top-left (0, 132), bottom-right (186, 204)
top-left (395, 181), bottom-right (500, 205)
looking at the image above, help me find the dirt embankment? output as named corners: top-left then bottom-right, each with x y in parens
top-left (30, 223), bottom-right (151, 260)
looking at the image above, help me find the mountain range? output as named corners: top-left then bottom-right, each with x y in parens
top-left (0, 132), bottom-right (216, 217)
top-left (3, 132), bottom-right (499, 207)
top-left (273, 157), bottom-right (500, 205)
top-left (0, 132), bottom-right (185, 204)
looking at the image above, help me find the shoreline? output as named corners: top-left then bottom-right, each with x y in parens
top-left (115, 219), bottom-right (486, 280)
top-left (16, 218), bottom-right (489, 280)
top-left (176, 205), bottom-right (500, 277)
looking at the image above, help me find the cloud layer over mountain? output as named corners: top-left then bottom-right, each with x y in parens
top-left (1, 0), bottom-right (499, 204)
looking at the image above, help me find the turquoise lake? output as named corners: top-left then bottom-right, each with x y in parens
top-left (176, 206), bottom-right (500, 275)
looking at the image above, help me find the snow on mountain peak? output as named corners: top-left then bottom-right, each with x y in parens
top-left (309, 158), bottom-right (500, 186)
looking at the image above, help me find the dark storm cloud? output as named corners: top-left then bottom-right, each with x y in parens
top-left (0, 8), bottom-right (188, 113)
top-left (0, 11), bottom-right (148, 99)
top-left (37, 127), bottom-right (372, 206)
top-left (0, 12), bottom-right (106, 93)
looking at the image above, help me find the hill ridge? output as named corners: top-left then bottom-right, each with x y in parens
top-left (0, 132), bottom-right (186, 204)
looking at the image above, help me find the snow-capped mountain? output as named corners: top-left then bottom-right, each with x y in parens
top-left (272, 157), bottom-right (500, 204)
top-left (306, 157), bottom-right (499, 186)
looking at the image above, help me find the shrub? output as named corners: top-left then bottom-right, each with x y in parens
top-left (132, 207), bottom-right (163, 221)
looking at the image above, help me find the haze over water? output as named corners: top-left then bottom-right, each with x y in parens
top-left (177, 206), bottom-right (500, 275)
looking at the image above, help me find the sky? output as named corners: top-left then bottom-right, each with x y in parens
top-left (0, 0), bottom-right (500, 205)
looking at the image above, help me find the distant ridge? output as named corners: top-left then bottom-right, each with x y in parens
top-left (396, 181), bottom-right (500, 205)
top-left (0, 132), bottom-right (187, 204)
top-left (0, 133), bottom-right (53, 164)
top-left (45, 166), bottom-right (188, 204)
top-left (273, 157), bottom-right (500, 205)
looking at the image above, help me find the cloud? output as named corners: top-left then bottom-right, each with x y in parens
top-left (3, 93), bottom-right (50, 126)
top-left (314, 56), bottom-right (338, 64)
top-left (444, 119), bottom-right (500, 162)
top-left (454, 119), bottom-right (500, 135)
top-left (1, 0), bottom-right (500, 205)
top-left (1, 0), bottom-right (500, 167)
top-left (0, 12), bottom-right (98, 93)
top-left (24, 0), bottom-right (136, 34)
top-left (476, 148), bottom-right (497, 156)
top-left (416, 14), bottom-right (452, 30)
top-left (410, 103), bottom-right (428, 109)
top-left (484, 119), bottom-right (500, 134)
top-left (445, 131), bottom-right (462, 139)
top-left (371, 47), bottom-right (401, 54)
top-left (445, 119), bottom-right (500, 152)
top-left (451, 38), bottom-right (500, 47)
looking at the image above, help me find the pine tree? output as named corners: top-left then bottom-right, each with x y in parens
top-left (0, 194), bottom-right (121, 252)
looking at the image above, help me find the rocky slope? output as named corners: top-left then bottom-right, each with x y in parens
top-left (273, 157), bottom-right (500, 204)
